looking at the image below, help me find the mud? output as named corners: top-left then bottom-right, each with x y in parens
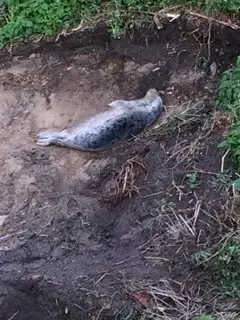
top-left (0, 16), bottom-right (239, 320)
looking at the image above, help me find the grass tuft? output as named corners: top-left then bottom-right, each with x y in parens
top-left (0, 0), bottom-right (240, 48)
top-left (217, 56), bottom-right (240, 122)
top-left (217, 56), bottom-right (240, 189)
top-left (192, 232), bottom-right (240, 298)
top-left (0, 0), bottom-right (100, 48)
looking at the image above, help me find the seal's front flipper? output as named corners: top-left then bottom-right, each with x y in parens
top-left (108, 99), bottom-right (146, 109)
top-left (108, 100), bottom-right (129, 108)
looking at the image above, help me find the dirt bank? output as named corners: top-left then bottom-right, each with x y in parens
top-left (0, 15), bottom-right (239, 320)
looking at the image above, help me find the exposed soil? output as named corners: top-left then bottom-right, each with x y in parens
top-left (0, 15), bottom-right (239, 320)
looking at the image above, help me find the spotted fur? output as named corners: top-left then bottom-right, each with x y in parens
top-left (36, 88), bottom-right (163, 151)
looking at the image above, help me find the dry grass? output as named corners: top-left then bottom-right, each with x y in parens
top-left (156, 104), bottom-right (231, 168)
top-left (103, 156), bottom-right (148, 203)
top-left (143, 101), bottom-right (206, 138)
top-left (126, 106), bottom-right (238, 319)
top-left (144, 101), bottom-right (231, 140)
top-left (124, 278), bottom-right (240, 320)
top-left (101, 100), bottom-right (237, 320)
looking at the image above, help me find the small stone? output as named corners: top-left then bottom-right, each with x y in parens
top-left (31, 274), bottom-right (43, 281)
top-left (210, 62), bottom-right (217, 76)
top-left (51, 245), bottom-right (65, 258)
top-left (0, 215), bottom-right (7, 227)
top-left (41, 80), bottom-right (48, 86)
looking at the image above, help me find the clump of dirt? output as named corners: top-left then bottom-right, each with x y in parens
top-left (0, 17), bottom-right (239, 320)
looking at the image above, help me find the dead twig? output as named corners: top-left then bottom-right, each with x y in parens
top-left (192, 200), bottom-right (201, 232)
top-left (207, 21), bottom-right (212, 61)
top-left (193, 167), bottom-right (218, 175)
top-left (189, 11), bottom-right (240, 30)
top-left (0, 229), bottom-right (28, 242)
top-left (221, 148), bottom-right (230, 172)
top-left (7, 312), bottom-right (19, 320)
top-left (104, 156), bottom-right (148, 203)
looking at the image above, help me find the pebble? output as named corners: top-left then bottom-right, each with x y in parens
top-left (210, 62), bottom-right (217, 76)
top-left (0, 215), bottom-right (7, 227)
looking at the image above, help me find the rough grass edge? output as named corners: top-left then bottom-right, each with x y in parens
top-left (0, 0), bottom-right (240, 50)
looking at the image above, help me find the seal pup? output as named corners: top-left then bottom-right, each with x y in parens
top-left (36, 88), bottom-right (163, 151)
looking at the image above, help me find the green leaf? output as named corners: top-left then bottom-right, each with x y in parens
top-left (234, 149), bottom-right (240, 155)
top-left (199, 316), bottom-right (215, 320)
top-left (233, 178), bottom-right (240, 190)
top-left (217, 139), bottom-right (229, 148)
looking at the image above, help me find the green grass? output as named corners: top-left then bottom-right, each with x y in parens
top-left (0, 0), bottom-right (240, 48)
top-left (217, 56), bottom-right (240, 189)
top-left (199, 316), bottom-right (215, 320)
top-left (186, 172), bottom-right (200, 189)
top-left (0, 0), bottom-right (100, 47)
top-left (217, 56), bottom-right (240, 123)
top-left (192, 233), bottom-right (240, 298)
top-left (191, 56), bottom-right (240, 301)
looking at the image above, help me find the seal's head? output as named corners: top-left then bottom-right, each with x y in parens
top-left (145, 88), bottom-right (159, 98)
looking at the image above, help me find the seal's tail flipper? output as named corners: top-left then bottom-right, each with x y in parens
top-left (37, 131), bottom-right (67, 146)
